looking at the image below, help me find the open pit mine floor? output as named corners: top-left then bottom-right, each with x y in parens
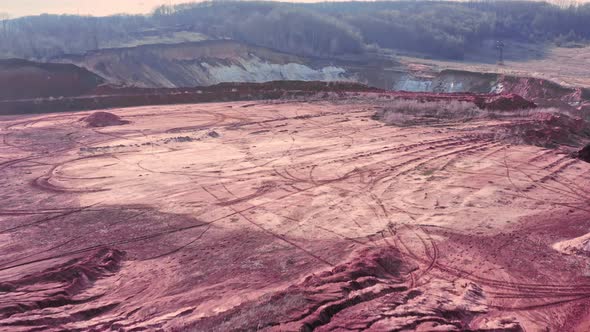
top-left (1, 97), bottom-right (590, 331)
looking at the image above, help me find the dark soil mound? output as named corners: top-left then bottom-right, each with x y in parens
top-left (0, 59), bottom-right (104, 101)
top-left (2, 80), bottom-right (383, 116)
top-left (477, 93), bottom-right (537, 111)
top-left (81, 111), bottom-right (130, 127)
top-left (497, 113), bottom-right (590, 147)
top-left (577, 144), bottom-right (590, 163)
top-left (385, 91), bottom-right (536, 112)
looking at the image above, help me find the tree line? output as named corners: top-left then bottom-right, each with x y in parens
top-left (1, 1), bottom-right (589, 60)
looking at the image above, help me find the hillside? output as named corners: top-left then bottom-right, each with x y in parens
top-left (1, 1), bottom-right (589, 94)
top-left (1, 1), bottom-right (589, 61)
top-left (3, 56), bottom-right (588, 116)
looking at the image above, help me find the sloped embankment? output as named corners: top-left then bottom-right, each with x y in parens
top-left (0, 59), bottom-right (104, 101)
top-left (0, 80), bottom-right (382, 115)
top-left (55, 40), bottom-right (350, 88)
top-left (392, 69), bottom-right (590, 111)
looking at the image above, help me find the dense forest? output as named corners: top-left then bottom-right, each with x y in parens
top-left (1, 1), bottom-right (589, 60)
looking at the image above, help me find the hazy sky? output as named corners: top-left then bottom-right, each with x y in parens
top-left (0, 0), bottom-right (202, 17)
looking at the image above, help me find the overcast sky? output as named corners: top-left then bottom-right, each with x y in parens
top-left (0, 0), bottom-right (202, 17)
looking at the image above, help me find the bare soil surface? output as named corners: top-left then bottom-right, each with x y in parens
top-left (1, 96), bottom-right (590, 331)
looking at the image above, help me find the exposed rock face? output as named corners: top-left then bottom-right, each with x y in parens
top-left (56, 40), bottom-right (350, 88)
top-left (81, 112), bottom-right (130, 127)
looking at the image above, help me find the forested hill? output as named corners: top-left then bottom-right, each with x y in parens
top-left (1, 1), bottom-right (589, 60)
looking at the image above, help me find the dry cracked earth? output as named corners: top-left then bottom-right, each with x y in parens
top-left (1, 96), bottom-right (590, 331)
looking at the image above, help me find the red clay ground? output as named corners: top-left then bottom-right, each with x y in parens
top-left (1, 95), bottom-right (590, 331)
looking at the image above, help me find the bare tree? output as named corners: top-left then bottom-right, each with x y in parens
top-left (0, 12), bottom-right (10, 38)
